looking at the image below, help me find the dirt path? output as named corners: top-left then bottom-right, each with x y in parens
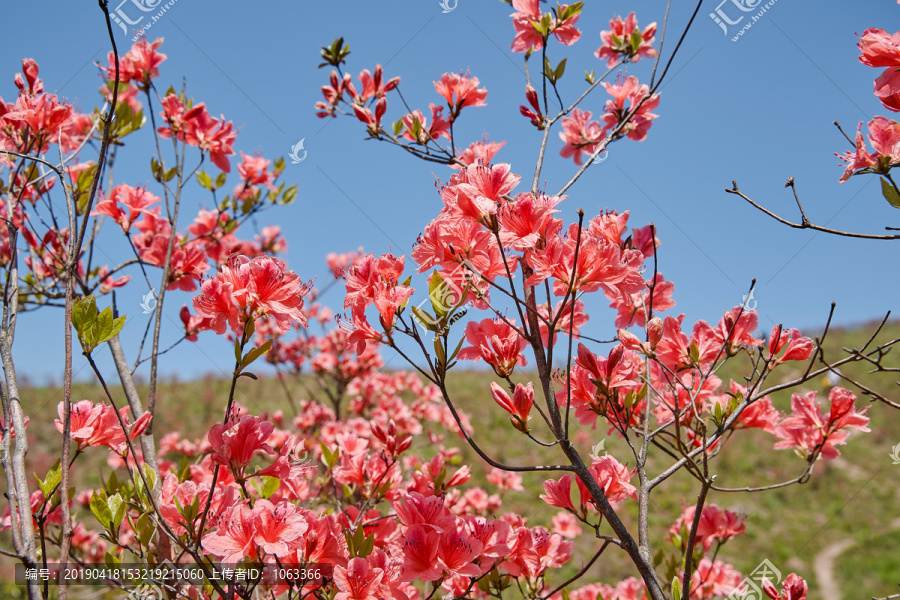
top-left (813, 539), bottom-right (855, 600)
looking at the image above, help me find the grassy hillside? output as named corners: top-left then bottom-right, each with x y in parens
top-left (3, 321), bottom-right (899, 599)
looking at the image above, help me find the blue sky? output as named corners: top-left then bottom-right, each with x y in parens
top-left (1, 0), bottom-right (898, 384)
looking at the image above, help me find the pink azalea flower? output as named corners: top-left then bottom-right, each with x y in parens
top-left (180, 102), bottom-right (237, 172)
top-left (237, 152), bottom-right (278, 191)
top-left (3, 93), bottom-right (73, 146)
top-left (437, 524), bottom-right (483, 578)
top-left (56, 400), bottom-right (151, 454)
top-left (541, 473), bottom-right (575, 511)
top-left (55, 399), bottom-right (103, 444)
top-left (837, 123), bottom-right (877, 182)
top-left (875, 67), bottom-right (900, 113)
top-left (768, 325), bottom-right (814, 365)
top-left (558, 108), bottom-right (605, 165)
top-left (193, 255), bottom-right (311, 334)
top-left (400, 524), bottom-right (443, 582)
top-left (600, 76), bottom-right (660, 142)
top-left (690, 558), bottom-right (743, 598)
top-left (763, 573), bottom-right (808, 600)
top-left (773, 387), bottom-right (870, 461)
top-left (13, 58), bottom-right (42, 94)
top-left (668, 503), bottom-right (746, 551)
top-left (355, 65), bottom-right (400, 102)
top-left (333, 557), bottom-right (385, 600)
top-left (716, 306), bottom-right (764, 355)
top-left (551, 511), bottom-right (582, 539)
top-left (101, 38), bottom-right (166, 85)
top-left (453, 138), bottom-right (506, 168)
top-left (457, 317), bottom-right (528, 377)
top-left (595, 13), bottom-right (658, 68)
top-left (490, 382), bottom-right (535, 432)
top-left (509, 0), bottom-right (581, 53)
top-left (252, 499), bottom-right (308, 557)
top-left (201, 503), bottom-right (256, 564)
top-left (207, 413), bottom-right (275, 475)
top-left (858, 28), bottom-right (900, 68)
top-left (434, 72), bottom-right (488, 119)
top-left (486, 468), bottom-right (524, 492)
top-left (92, 184), bottom-right (160, 232)
top-left (576, 454), bottom-right (637, 507)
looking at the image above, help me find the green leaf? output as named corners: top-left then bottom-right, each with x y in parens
top-left (142, 464), bottom-right (157, 496)
top-left (241, 340), bottom-right (273, 370)
top-left (881, 177), bottom-right (900, 208)
top-left (90, 491), bottom-right (112, 528)
top-left (543, 55), bottom-right (554, 82)
top-left (76, 164), bottom-right (99, 194)
top-left (260, 476), bottom-right (280, 499)
top-left (72, 295), bottom-right (98, 335)
top-left (215, 171), bottom-right (228, 189)
top-left (359, 533), bottom-right (375, 558)
top-left (108, 315), bottom-right (126, 342)
top-left (136, 512), bottom-right (154, 546)
top-left (104, 550), bottom-right (120, 568)
top-left (689, 341), bottom-right (700, 364)
top-left (631, 29), bottom-right (643, 54)
top-left (392, 119), bottom-right (404, 136)
top-left (95, 307), bottom-right (113, 341)
top-left (411, 306), bottom-right (439, 332)
top-left (429, 271), bottom-right (452, 317)
top-left (320, 441), bottom-right (338, 469)
top-left (238, 372), bottom-right (259, 380)
top-left (713, 401), bottom-right (724, 424)
top-left (108, 493), bottom-right (126, 531)
top-left (671, 576), bottom-right (683, 600)
top-left (196, 170), bottom-right (212, 189)
top-left (554, 58), bottom-right (567, 81)
top-left (34, 460), bottom-right (61, 498)
top-left (281, 184), bottom-right (298, 205)
top-left (105, 471), bottom-right (120, 496)
top-left (95, 309), bottom-right (125, 346)
top-left (449, 336), bottom-right (466, 363)
top-left (320, 37), bottom-right (351, 68)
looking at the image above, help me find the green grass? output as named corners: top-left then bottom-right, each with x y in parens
top-left (2, 321), bottom-right (899, 599)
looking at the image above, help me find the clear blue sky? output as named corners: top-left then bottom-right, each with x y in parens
top-left (2, 0), bottom-right (898, 385)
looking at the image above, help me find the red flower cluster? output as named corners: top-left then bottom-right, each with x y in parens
top-left (192, 254), bottom-right (312, 335)
top-left (55, 399), bottom-right (152, 454)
